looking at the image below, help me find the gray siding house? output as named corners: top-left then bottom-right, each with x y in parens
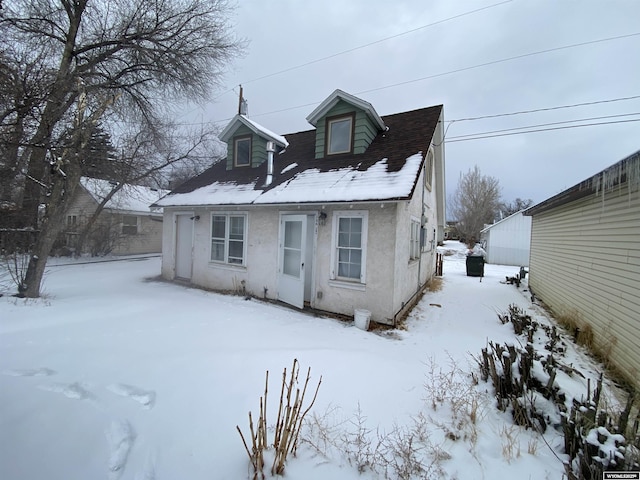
top-left (61, 177), bottom-right (167, 256)
top-left (155, 90), bottom-right (446, 326)
top-left (524, 150), bottom-right (640, 386)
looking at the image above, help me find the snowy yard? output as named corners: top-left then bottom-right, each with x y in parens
top-left (0, 242), bottom-right (621, 479)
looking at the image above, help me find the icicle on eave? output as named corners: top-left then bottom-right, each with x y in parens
top-left (592, 153), bottom-right (640, 209)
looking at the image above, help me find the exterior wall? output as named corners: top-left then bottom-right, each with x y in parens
top-left (314, 100), bottom-right (377, 158)
top-left (529, 184), bottom-right (640, 385)
top-left (161, 202), bottom-right (401, 324)
top-left (312, 204), bottom-right (398, 323)
top-left (108, 212), bottom-right (163, 255)
top-left (392, 164), bottom-right (439, 319)
top-left (482, 212), bottom-right (532, 266)
top-left (62, 188), bottom-right (163, 255)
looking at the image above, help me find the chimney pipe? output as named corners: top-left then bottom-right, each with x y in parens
top-left (265, 141), bottom-right (275, 186)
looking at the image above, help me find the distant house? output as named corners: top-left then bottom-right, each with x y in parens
top-left (60, 177), bottom-right (168, 256)
top-left (155, 89), bottom-right (446, 326)
top-left (480, 210), bottom-right (532, 266)
top-left (524, 150), bottom-right (640, 386)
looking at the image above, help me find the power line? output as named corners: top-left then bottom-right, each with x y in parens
top-left (445, 118), bottom-right (640, 143)
top-left (356, 32), bottom-right (640, 95)
top-left (219, 32), bottom-right (640, 123)
top-left (237, 0), bottom-right (513, 86)
top-left (447, 112), bottom-right (640, 140)
top-left (447, 95), bottom-right (640, 123)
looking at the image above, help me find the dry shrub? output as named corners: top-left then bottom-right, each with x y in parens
top-left (237, 359), bottom-right (321, 479)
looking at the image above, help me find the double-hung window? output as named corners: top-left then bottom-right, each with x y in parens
top-left (331, 211), bottom-right (367, 283)
top-left (234, 136), bottom-right (251, 167)
top-left (122, 215), bottom-right (138, 235)
top-left (326, 114), bottom-right (354, 155)
top-left (410, 219), bottom-right (421, 260)
top-left (211, 214), bottom-right (247, 265)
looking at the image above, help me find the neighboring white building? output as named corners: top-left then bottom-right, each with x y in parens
top-left (155, 89), bottom-right (446, 326)
top-left (524, 150), bottom-right (640, 387)
top-left (480, 210), bottom-right (532, 266)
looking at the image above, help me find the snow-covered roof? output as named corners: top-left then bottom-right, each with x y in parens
top-left (155, 104), bottom-right (443, 208)
top-left (218, 114), bottom-right (288, 148)
top-left (80, 177), bottom-right (169, 214)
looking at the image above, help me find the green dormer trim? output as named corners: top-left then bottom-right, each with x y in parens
top-left (306, 90), bottom-right (385, 159)
top-left (219, 115), bottom-right (288, 170)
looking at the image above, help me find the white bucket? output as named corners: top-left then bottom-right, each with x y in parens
top-left (354, 309), bottom-right (371, 331)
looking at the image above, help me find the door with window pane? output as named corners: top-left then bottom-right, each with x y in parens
top-left (278, 215), bottom-right (306, 309)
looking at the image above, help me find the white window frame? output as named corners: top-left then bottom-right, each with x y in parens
top-left (326, 115), bottom-right (354, 155)
top-left (330, 210), bottom-right (368, 284)
top-left (424, 147), bottom-right (434, 191)
top-left (67, 214), bottom-right (77, 229)
top-left (122, 215), bottom-right (138, 235)
top-left (210, 212), bottom-right (248, 266)
top-left (410, 218), bottom-right (421, 260)
top-left (234, 136), bottom-right (251, 167)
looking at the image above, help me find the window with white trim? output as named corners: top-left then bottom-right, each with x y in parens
top-left (122, 215), bottom-right (138, 235)
top-left (331, 211), bottom-right (367, 282)
top-left (211, 213), bottom-right (247, 265)
top-left (424, 148), bottom-right (434, 190)
top-left (410, 219), bottom-right (421, 260)
top-left (327, 115), bottom-right (353, 155)
top-left (234, 136), bottom-right (251, 167)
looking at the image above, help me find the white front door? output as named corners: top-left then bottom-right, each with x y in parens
top-left (175, 214), bottom-right (193, 280)
top-left (278, 215), bottom-right (307, 308)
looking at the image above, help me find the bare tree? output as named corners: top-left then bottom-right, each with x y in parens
top-left (450, 165), bottom-right (502, 243)
top-left (500, 197), bottom-right (533, 217)
top-left (0, 0), bottom-right (243, 297)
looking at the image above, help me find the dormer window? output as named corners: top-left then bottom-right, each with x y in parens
top-left (234, 136), bottom-right (251, 167)
top-left (326, 114), bottom-right (354, 155)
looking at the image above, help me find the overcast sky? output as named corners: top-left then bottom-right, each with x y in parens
top-left (183, 0), bottom-right (640, 210)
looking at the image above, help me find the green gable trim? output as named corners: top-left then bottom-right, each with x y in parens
top-left (225, 124), bottom-right (269, 170)
top-left (314, 99), bottom-right (379, 158)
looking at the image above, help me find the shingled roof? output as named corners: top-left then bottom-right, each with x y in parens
top-left (155, 104), bottom-right (442, 207)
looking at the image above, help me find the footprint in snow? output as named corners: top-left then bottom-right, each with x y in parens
top-left (107, 383), bottom-right (156, 410)
top-left (107, 419), bottom-right (136, 480)
top-left (2, 367), bottom-right (57, 377)
top-left (38, 382), bottom-right (97, 402)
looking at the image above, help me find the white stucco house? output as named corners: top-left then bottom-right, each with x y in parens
top-left (480, 210), bottom-right (532, 266)
top-left (60, 177), bottom-right (167, 256)
top-left (154, 89), bottom-right (446, 326)
top-left (524, 150), bottom-right (640, 387)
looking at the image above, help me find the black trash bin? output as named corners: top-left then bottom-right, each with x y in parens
top-left (466, 255), bottom-right (484, 277)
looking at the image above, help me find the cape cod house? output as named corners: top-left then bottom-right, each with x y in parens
top-left (524, 150), bottom-right (640, 387)
top-left (155, 90), bottom-right (446, 326)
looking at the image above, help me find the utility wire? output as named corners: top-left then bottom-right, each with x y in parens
top-left (445, 118), bottom-right (640, 143)
top-left (239, 0), bottom-right (513, 86)
top-left (356, 32), bottom-right (640, 95)
top-left (447, 95), bottom-right (640, 123)
top-left (447, 112), bottom-right (640, 140)
top-left (222, 32), bottom-right (640, 122)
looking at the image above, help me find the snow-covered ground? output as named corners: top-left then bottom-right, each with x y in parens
top-left (0, 242), bottom-right (619, 479)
